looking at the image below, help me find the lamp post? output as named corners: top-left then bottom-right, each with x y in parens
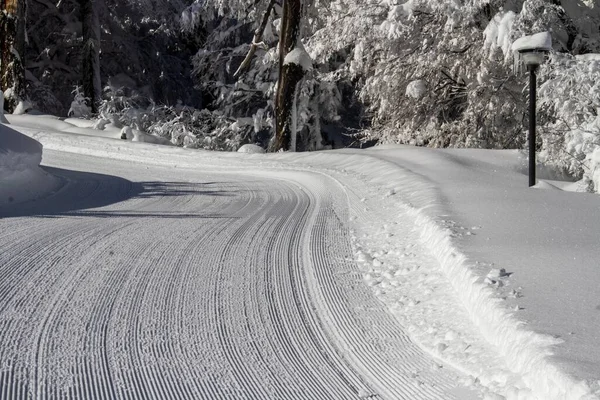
top-left (512, 32), bottom-right (551, 187)
top-left (519, 50), bottom-right (547, 187)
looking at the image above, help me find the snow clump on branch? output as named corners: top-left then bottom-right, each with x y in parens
top-left (283, 47), bottom-right (313, 71)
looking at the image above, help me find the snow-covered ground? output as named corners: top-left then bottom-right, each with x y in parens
top-left (7, 114), bottom-right (172, 145)
top-left (1, 115), bottom-right (599, 399)
top-left (275, 148), bottom-right (600, 399)
top-left (360, 146), bottom-right (600, 384)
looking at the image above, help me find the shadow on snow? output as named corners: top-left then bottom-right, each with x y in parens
top-left (0, 167), bottom-right (234, 219)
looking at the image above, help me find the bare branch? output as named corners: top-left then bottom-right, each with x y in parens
top-left (233, 0), bottom-right (276, 79)
top-left (448, 44), bottom-right (471, 54)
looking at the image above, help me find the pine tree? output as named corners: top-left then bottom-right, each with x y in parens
top-left (0, 0), bottom-right (26, 113)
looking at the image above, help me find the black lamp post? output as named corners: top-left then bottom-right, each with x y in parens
top-left (518, 49), bottom-right (548, 187)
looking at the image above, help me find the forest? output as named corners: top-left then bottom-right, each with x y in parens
top-left (2, 0), bottom-right (600, 190)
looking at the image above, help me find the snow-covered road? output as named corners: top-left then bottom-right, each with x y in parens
top-left (0, 149), bottom-right (473, 399)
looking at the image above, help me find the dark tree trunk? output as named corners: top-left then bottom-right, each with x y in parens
top-left (272, 0), bottom-right (305, 152)
top-left (0, 0), bottom-right (26, 113)
top-left (80, 0), bottom-right (101, 114)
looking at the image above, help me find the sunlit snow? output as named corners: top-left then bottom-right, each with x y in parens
top-left (1, 115), bottom-right (599, 400)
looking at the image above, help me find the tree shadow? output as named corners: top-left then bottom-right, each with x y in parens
top-left (0, 167), bottom-right (234, 219)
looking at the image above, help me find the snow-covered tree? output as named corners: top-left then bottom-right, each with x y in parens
top-left (9, 0), bottom-right (600, 179)
top-left (302, 0), bottom-right (600, 154)
top-left (181, 0), bottom-right (280, 148)
top-left (23, 0), bottom-right (197, 115)
top-left (1, 0), bottom-right (26, 113)
top-left (68, 86), bottom-right (91, 117)
top-left (181, 0), bottom-right (338, 151)
top-left (273, 0), bottom-right (312, 151)
top-left (537, 53), bottom-right (600, 191)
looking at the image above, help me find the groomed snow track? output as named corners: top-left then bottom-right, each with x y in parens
top-left (0, 149), bottom-right (471, 399)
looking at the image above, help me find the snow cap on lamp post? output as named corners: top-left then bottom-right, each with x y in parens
top-left (511, 32), bottom-right (552, 71)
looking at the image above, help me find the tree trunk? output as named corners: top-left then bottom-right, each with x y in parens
top-left (272, 0), bottom-right (305, 152)
top-left (0, 0), bottom-right (26, 113)
top-left (80, 0), bottom-right (101, 114)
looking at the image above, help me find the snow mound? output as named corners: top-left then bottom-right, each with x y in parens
top-left (533, 180), bottom-right (562, 190)
top-left (0, 124), bottom-right (43, 173)
top-left (64, 117), bottom-right (96, 128)
top-left (6, 114), bottom-right (174, 145)
top-left (131, 129), bottom-right (172, 145)
top-left (0, 91), bottom-right (8, 124)
top-left (119, 126), bottom-right (169, 144)
top-left (12, 100), bottom-right (33, 115)
top-left (0, 124), bottom-right (58, 206)
top-left (237, 144), bottom-right (266, 154)
top-left (405, 80), bottom-right (427, 99)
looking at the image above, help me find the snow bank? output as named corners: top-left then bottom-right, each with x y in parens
top-left (7, 114), bottom-right (173, 145)
top-left (12, 100), bottom-right (33, 115)
top-left (64, 117), bottom-right (96, 128)
top-left (0, 91), bottom-right (9, 124)
top-left (342, 149), bottom-right (598, 399)
top-left (0, 124), bottom-right (58, 206)
top-left (263, 149), bottom-right (598, 400)
top-left (0, 126), bottom-right (42, 160)
top-left (237, 144), bottom-right (266, 154)
top-left (120, 126), bottom-right (173, 145)
top-left (409, 211), bottom-right (593, 400)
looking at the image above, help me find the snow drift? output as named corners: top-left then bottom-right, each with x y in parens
top-left (0, 123), bottom-right (58, 206)
top-left (0, 92), bottom-right (9, 124)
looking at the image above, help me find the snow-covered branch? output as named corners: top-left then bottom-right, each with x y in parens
top-left (233, 0), bottom-right (277, 79)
